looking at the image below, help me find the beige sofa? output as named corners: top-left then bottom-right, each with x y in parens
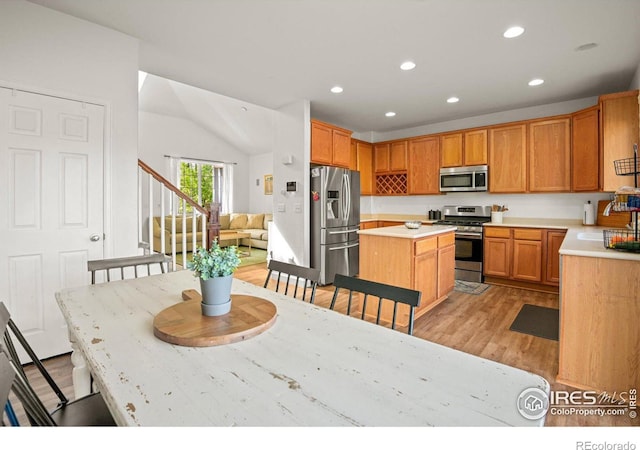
top-left (217, 213), bottom-right (271, 250)
top-left (152, 215), bottom-right (206, 253)
top-left (152, 213), bottom-right (271, 253)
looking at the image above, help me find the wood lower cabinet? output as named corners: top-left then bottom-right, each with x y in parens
top-left (528, 117), bottom-right (571, 192)
top-left (544, 230), bottom-right (567, 284)
top-left (489, 124), bottom-right (527, 193)
top-left (512, 235), bottom-right (542, 282)
top-left (483, 227), bottom-right (511, 278)
top-left (484, 226), bottom-right (564, 291)
top-left (359, 230), bottom-right (455, 327)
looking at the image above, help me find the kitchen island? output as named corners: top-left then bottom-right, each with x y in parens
top-left (357, 224), bottom-right (456, 328)
top-left (557, 228), bottom-right (640, 394)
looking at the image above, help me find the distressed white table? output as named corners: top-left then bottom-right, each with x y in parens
top-left (56, 270), bottom-right (549, 426)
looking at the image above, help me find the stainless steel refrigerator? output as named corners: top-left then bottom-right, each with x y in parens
top-left (310, 166), bottom-right (360, 285)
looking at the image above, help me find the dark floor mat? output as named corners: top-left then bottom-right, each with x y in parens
top-left (509, 304), bottom-right (559, 341)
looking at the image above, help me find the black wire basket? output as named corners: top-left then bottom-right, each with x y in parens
top-left (603, 229), bottom-right (640, 252)
top-left (614, 157), bottom-right (640, 176)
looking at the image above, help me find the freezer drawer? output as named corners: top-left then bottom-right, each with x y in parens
top-left (318, 241), bottom-right (359, 286)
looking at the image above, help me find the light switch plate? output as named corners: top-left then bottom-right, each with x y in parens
top-left (277, 203), bottom-right (286, 212)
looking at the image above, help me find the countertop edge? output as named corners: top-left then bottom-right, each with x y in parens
top-left (357, 225), bottom-right (457, 239)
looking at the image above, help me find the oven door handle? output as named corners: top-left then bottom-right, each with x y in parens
top-left (455, 233), bottom-right (483, 240)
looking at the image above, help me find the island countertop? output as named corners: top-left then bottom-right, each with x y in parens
top-left (357, 224), bottom-right (456, 239)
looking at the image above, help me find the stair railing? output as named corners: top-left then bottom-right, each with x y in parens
top-left (138, 159), bottom-right (214, 269)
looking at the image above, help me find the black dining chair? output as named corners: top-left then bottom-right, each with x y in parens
top-left (329, 274), bottom-right (422, 335)
top-left (87, 253), bottom-right (172, 284)
top-left (0, 302), bottom-right (115, 426)
top-left (263, 259), bottom-right (320, 304)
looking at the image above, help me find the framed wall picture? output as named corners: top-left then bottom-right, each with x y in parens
top-left (264, 174), bottom-right (273, 195)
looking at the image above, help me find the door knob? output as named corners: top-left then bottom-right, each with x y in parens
top-left (90, 234), bottom-right (101, 242)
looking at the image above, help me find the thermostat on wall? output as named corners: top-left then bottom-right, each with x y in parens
top-left (286, 181), bottom-right (297, 192)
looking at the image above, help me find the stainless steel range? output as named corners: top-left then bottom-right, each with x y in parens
top-left (435, 205), bottom-right (492, 283)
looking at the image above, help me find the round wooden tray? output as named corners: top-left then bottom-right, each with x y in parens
top-left (153, 291), bottom-right (277, 347)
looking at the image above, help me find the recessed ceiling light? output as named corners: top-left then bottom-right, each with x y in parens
top-left (528, 78), bottom-right (544, 86)
top-left (400, 61), bottom-right (416, 71)
top-left (447, 97), bottom-right (460, 103)
top-left (503, 26), bottom-right (525, 38)
top-left (385, 112), bottom-right (396, 117)
top-left (330, 86), bottom-right (343, 94)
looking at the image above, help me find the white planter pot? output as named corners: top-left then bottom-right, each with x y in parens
top-left (199, 275), bottom-right (233, 316)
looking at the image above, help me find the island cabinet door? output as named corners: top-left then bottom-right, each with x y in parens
top-left (414, 250), bottom-right (438, 311)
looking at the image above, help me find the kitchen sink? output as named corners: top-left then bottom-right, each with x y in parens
top-left (576, 232), bottom-right (604, 241)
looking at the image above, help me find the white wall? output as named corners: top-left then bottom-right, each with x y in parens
top-left (138, 111), bottom-right (250, 213)
top-left (359, 95), bottom-right (613, 221)
top-left (0, 0), bottom-right (140, 257)
top-left (249, 153), bottom-right (274, 213)
top-left (370, 96), bottom-right (599, 143)
top-left (271, 100), bottom-right (310, 266)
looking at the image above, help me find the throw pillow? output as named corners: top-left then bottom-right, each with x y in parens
top-left (229, 213), bottom-right (248, 229)
top-left (219, 214), bottom-right (230, 230)
top-left (246, 213), bottom-right (265, 229)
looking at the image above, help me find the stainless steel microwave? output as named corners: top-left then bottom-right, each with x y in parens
top-left (439, 165), bottom-right (488, 192)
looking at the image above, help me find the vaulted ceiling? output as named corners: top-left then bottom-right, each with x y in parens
top-left (28, 0), bottom-right (640, 154)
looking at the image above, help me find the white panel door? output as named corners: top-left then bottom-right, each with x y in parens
top-left (0, 87), bottom-right (104, 359)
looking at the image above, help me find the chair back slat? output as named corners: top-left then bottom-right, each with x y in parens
top-left (88, 253), bottom-right (172, 284)
top-left (330, 274), bottom-right (421, 335)
top-left (263, 260), bottom-right (320, 304)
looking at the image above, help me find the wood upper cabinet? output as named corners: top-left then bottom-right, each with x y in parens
top-left (571, 105), bottom-right (600, 192)
top-left (374, 140), bottom-right (407, 172)
top-left (374, 143), bottom-right (390, 172)
top-left (408, 136), bottom-right (440, 194)
top-left (464, 129), bottom-right (488, 166)
top-left (528, 117), bottom-right (571, 192)
top-left (489, 124), bottom-right (527, 193)
top-left (440, 133), bottom-right (463, 167)
top-left (354, 140), bottom-right (373, 195)
top-left (310, 119), bottom-right (352, 168)
top-left (600, 90), bottom-right (640, 191)
top-left (440, 130), bottom-right (487, 167)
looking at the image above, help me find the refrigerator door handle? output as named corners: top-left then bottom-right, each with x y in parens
top-left (328, 242), bottom-right (359, 251)
top-left (343, 173), bottom-right (351, 221)
top-left (328, 229), bottom-right (358, 235)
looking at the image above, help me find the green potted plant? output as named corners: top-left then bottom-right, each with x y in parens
top-left (187, 240), bottom-right (241, 316)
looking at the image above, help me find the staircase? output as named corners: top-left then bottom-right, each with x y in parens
top-left (137, 159), bottom-right (217, 269)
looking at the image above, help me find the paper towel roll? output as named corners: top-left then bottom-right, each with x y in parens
top-left (583, 201), bottom-right (595, 225)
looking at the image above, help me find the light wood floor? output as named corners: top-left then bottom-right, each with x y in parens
top-left (9, 262), bottom-right (635, 427)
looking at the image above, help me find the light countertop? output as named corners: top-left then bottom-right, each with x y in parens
top-left (484, 218), bottom-right (640, 261)
top-left (357, 224), bottom-right (456, 239)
